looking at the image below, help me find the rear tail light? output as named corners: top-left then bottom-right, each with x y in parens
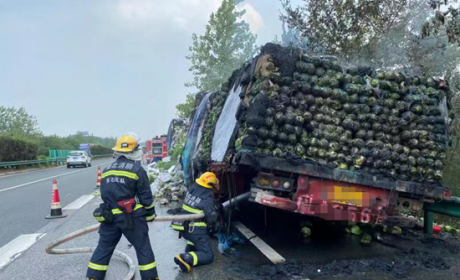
top-left (255, 174), bottom-right (294, 192)
top-left (258, 178), bottom-right (270, 186)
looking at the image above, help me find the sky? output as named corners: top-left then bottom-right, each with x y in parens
top-left (0, 0), bottom-right (301, 141)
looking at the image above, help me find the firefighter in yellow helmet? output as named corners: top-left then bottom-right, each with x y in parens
top-left (87, 133), bottom-right (159, 280)
top-left (171, 172), bottom-right (220, 273)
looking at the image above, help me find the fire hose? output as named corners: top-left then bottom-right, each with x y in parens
top-left (45, 192), bottom-right (250, 280)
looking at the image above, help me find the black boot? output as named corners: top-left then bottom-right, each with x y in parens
top-left (174, 253), bottom-right (194, 273)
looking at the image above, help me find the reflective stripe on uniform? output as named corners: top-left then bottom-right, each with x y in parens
top-left (146, 214), bottom-right (156, 221)
top-left (145, 201), bottom-right (155, 210)
top-left (88, 262), bottom-right (108, 271)
top-left (189, 252), bottom-right (198, 266)
top-left (111, 204), bottom-right (144, 215)
top-left (182, 204), bottom-right (203, 214)
top-left (186, 241), bottom-right (194, 246)
top-left (190, 222), bottom-right (207, 227)
top-left (95, 216), bottom-right (105, 223)
top-left (171, 224), bottom-right (185, 231)
top-left (102, 170), bottom-right (139, 180)
top-left (138, 261), bottom-right (156, 271)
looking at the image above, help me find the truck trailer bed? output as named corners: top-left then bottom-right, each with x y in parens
top-left (236, 152), bottom-right (450, 200)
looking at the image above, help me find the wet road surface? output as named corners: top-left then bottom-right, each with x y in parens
top-left (176, 203), bottom-right (460, 280)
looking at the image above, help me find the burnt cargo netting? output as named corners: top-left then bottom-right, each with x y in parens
top-left (192, 43), bottom-right (452, 184)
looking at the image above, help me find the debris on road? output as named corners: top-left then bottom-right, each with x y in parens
top-left (301, 227), bottom-right (311, 238)
top-left (148, 163), bottom-right (187, 205)
top-left (220, 230), bottom-right (459, 280)
top-left (391, 226), bottom-right (403, 235)
top-left (361, 233), bottom-right (372, 245)
top-left (350, 226), bottom-right (362, 236)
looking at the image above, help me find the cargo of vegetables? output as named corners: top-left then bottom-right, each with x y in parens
top-left (188, 43), bottom-right (453, 184)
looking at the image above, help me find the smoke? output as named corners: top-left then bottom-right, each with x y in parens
top-left (115, 0), bottom-right (222, 33)
top-left (236, 3), bottom-right (264, 33)
top-left (280, 0), bottom-right (459, 80)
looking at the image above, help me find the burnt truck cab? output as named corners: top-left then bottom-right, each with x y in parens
top-left (222, 152), bottom-right (451, 227)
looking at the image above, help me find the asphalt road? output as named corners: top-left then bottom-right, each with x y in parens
top-left (1, 162), bottom-right (460, 280)
top-left (0, 175), bottom-right (186, 280)
top-left (0, 159), bottom-right (112, 248)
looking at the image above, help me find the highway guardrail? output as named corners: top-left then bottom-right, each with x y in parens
top-left (0, 154), bottom-right (113, 168)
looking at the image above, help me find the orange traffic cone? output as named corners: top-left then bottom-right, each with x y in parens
top-left (45, 179), bottom-right (67, 219)
top-left (96, 166), bottom-right (101, 188)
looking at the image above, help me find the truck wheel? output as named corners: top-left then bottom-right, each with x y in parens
top-left (89, 162), bottom-right (92, 167)
top-left (67, 164), bottom-right (71, 169)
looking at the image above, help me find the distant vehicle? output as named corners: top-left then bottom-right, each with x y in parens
top-left (145, 135), bottom-right (167, 163)
top-left (79, 143), bottom-right (92, 157)
top-left (67, 151), bottom-right (91, 168)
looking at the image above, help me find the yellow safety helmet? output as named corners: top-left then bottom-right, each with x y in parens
top-left (196, 172), bottom-right (219, 189)
top-left (113, 132), bottom-right (140, 153)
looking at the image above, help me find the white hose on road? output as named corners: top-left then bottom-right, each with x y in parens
top-left (45, 213), bottom-right (205, 280)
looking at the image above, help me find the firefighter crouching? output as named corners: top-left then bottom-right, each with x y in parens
top-left (88, 133), bottom-right (159, 280)
top-left (171, 172), bottom-right (221, 273)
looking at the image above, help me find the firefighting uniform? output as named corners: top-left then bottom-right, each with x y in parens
top-left (171, 182), bottom-right (217, 267)
top-left (87, 156), bottom-right (158, 280)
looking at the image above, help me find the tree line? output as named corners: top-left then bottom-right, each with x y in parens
top-left (0, 106), bottom-right (116, 161)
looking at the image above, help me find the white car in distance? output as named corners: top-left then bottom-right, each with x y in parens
top-left (67, 151), bottom-right (91, 168)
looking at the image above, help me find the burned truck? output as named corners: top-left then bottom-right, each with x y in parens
top-left (181, 43), bottom-right (453, 228)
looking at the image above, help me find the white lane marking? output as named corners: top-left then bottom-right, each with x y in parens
top-left (0, 166), bottom-right (64, 179)
top-left (63, 195), bottom-right (95, 210)
top-left (0, 162), bottom-right (111, 194)
top-left (0, 233), bottom-right (46, 270)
